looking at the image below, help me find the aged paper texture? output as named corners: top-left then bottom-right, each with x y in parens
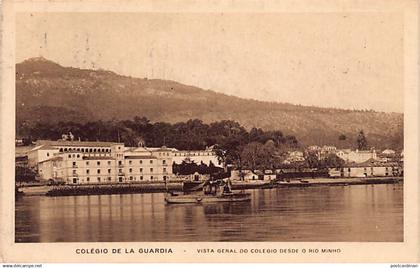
top-left (1, 0), bottom-right (419, 263)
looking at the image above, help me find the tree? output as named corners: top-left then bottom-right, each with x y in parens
top-left (338, 134), bottom-right (347, 141)
top-left (321, 153), bottom-right (345, 168)
top-left (356, 130), bottom-right (368, 150)
top-left (15, 166), bottom-right (37, 182)
top-left (304, 151), bottom-right (319, 168)
top-left (18, 117), bottom-right (301, 164)
top-left (119, 127), bottom-right (141, 147)
top-left (240, 142), bottom-right (262, 171)
top-left (240, 142), bottom-right (275, 171)
top-left (172, 160), bottom-right (198, 175)
top-left (172, 160), bottom-right (223, 175)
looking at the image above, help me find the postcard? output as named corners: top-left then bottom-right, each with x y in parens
top-left (0, 0), bottom-right (419, 263)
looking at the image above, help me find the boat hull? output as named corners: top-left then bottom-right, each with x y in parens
top-left (165, 192), bottom-right (251, 204)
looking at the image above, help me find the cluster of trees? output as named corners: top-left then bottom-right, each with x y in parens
top-left (338, 130), bottom-right (369, 150)
top-left (18, 117), bottom-right (297, 147)
top-left (172, 160), bottom-right (223, 175)
top-left (238, 129), bottom-right (369, 170)
top-left (356, 130), bottom-right (369, 150)
top-left (17, 117), bottom-right (371, 172)
top-left (17, 116), bottom-right (300, 167)
top-left (15, 166), bottom-right (37, 182)
top-left (238, 140), bottom-right (283, 171)
top-left (304, 152), bottom-right (345, 169)
top-left (238, 143), bottom-right (346, 171)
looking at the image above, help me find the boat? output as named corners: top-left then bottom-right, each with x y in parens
top-left (276, 179), bottom-right (312, 187)
top-left (165, 176), bottom-right (251, 204)
top-left (260, 178), bottom-right (313, 188)
top-left (15, 187), bottom-right (24, 198)
top-left (182, 180), bottom-right (206, 192)
top-left (165, 191), bottom-right (251, 204)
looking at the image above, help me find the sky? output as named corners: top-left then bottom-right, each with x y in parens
top-left (16, 12), bottom-right (404, 113)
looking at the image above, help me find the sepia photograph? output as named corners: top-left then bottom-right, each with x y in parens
top-left (1, 0), bottom-right (419, 264)
top-left (13, 11), bottom-right (405, 243)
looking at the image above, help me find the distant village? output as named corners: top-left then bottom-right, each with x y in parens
top-left (15, 131), bottom-right (403, 185)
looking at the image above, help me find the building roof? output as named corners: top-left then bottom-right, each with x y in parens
top-left (58, 149), bottom-right (88, 153)
top-left (124, 146), bottom-right (174, 153)
top-left (28, 144), bottom-right (49, 152)
top-left (146, 146), bottom-right (174, 152)
top-left (339, 149), bottom-right (352, 153)
top-left (15, 145), bottom-right (37, 156)
top-left (82, 156), bottom-right (114, 160)
top-left (124, 147), bottom-right (149, 152)
top-left (38, 156), bottom-right (63, 164)
top-left (343, 158), bottom-right (401, 167)
top-left (35, 140), bottom-right (123, 147)
top-left (15, 155), bottom-right (28, 161)
top-left (352, 150), bottom-right (375, 153)
top-left (125, 155), bottom-right (158, 159)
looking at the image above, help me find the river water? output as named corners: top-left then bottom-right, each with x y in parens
top-left (15, 183), bottom-right (403, 242)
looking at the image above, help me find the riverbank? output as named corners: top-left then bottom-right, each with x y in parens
top-left (18, 176), bottom-right (403, 196)
top-left (45, 182), bottom-right (183, 196)
top-left (269, 176), bottom-right (402, 188)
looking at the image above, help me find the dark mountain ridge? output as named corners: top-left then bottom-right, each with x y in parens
top-left (16, 57), bottom-right (403, 149)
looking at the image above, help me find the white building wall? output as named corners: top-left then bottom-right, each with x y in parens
top-left (336, 150), bottom-right (377, 163)
top-left (62, 152), bottom-right (117, 184)
top-left (329, 165), bottom-right (398, 178)
top-left (125, 157), bottom-right (160, 182)
top-left (28, 148), bottom-right (59, 168)
top-left (28, 143), bottom-right (217, 184)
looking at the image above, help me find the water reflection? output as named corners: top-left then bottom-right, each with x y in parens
top-left (15, 183), bottom-right (403, 242)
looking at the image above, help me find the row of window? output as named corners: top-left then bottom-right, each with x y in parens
top-left (73, 160), bottom-right (161, 165)
top-left (337, 167), bottom-right (394, 172)
top-left (73, 161), bottom-right (112, 166)
top-left (71, 177), bottom-right (112, 183)
top-left (60, 148), bottom-right (111, 153)
top-left (67, 156), bottom-right (169, 165)
top-left (72, 167), bottom-right (167, 174)
top-left (72, 160), bottom-right (170, 168)
top-left (128, 167), bottom-right (167, 173)
top-left (127, 159), bottom-right (166, 165)
top-left (71, 175), bottom-right (167, 183)
top-left (67, 153), bottom-right (111, 159)
top-left (174, 152), bottom-right (215, 156)
top-left (125, 175), bottom-right (168, 181)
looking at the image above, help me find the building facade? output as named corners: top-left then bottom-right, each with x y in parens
top-left (336, 149), bottom-right (377, 163)
top-left (328, 163), bottom-right (403, 178)
top-left (29, 140), bottom-right (219, 184)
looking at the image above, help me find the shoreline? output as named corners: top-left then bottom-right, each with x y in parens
top-left (18, 176), bottom-right (403, 197)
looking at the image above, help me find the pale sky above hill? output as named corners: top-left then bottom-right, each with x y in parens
top-left (16, 12), bottom-right (403, 113)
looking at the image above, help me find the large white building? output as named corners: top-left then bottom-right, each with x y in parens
top-left (28, 140), bottom-right (116, 169)
top-left (336, 149), bottom-right (377, 163)
top-left (29, 140), bottom-right (219, 184)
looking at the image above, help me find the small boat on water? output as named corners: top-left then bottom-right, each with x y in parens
top-left (15, 187), bottom-right (24, 198)
top-left (277, 179), bottom-right (312, 187)
top-left (261, 179), bottom-right (312, 188)
top-left (165, 176), bottom-right (251, 204)
top-left (165, 191), bottom-right (251, 204)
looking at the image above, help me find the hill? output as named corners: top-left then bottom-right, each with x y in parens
top-left (16, 57), bottom-right (403, 149)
